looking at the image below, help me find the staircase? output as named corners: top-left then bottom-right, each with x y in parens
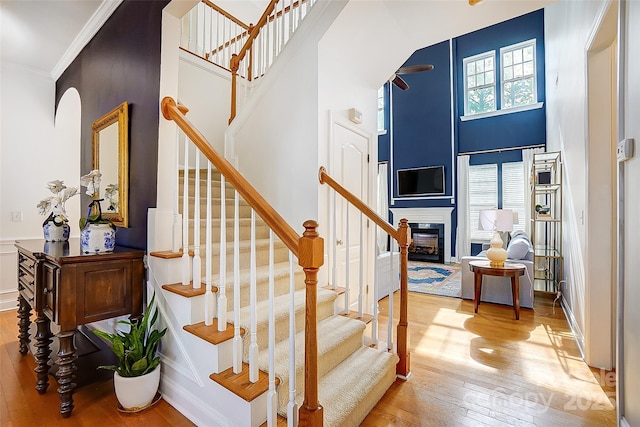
top-left (149, 168), bottom-right (398, 426)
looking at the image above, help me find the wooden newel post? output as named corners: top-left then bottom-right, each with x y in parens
top-left (396, 218), bottom-right (411, 378)
top-left (298, 220), bottom-right (324, 426)
top-left (229, 53), bottom-right (239, 124)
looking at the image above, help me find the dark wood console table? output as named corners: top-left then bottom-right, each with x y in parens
top-left (469, 260), bottom-right (525, 320)
top-left (15, 238), bottom-right (145, 418)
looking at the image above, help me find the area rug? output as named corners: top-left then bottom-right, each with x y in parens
top-left (407, 261), bottom-right (462, 298)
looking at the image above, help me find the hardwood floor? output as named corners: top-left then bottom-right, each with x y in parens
top-left (362, 293), bottom-right (616, 427)
top-left (1, 292), bottom-right (615, 426)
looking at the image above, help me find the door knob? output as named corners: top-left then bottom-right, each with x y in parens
top-left (336, 240), bottom-right (343, 246)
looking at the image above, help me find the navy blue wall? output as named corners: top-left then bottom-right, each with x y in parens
top-left (55, 0), bottom-right (169, 250)
top-left (379, 10), bottom-right (545, 259)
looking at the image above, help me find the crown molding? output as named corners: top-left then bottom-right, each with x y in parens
top-left (51, 0), bottom-right (124, 81)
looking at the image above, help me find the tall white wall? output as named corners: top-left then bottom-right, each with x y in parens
top-left (621, 1), bottom-right (640, 424)
top-left (544, 0), bottom-right (617, 367)
top-left (178, 53), bottom-right (233, 154)
top-left (0, 64), bottom-right (81, 311)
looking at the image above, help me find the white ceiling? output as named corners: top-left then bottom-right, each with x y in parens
top-left (1, 0), bottom-right (106, 77)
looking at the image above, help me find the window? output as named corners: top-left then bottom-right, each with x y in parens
top-left (502, 162), bottom-right (525, 233)
top-left (469, 164), bottom-right (497, 240)
top-left (501, 39), bottom-right (537, 109)
top-left (463, 51), bottom-right (496, 116)
top-left (377, 86), bottom-right (386, 133)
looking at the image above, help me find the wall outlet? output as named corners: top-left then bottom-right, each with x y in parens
top-left (11, 211), bottom-right (23, 222)
top-left (617, 138), bottom-right (634, 162)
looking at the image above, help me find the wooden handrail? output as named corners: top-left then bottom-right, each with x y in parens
top-left (231, 0), bottom-right (279, 70)
top-left (318, 166), bottom-right (411, 379)
top-left (318, 167), bottom-right (400, 240)
top-left (202, 0), bottom-right (250, 29)
top-left (162, 97), bottom-right (300, 256)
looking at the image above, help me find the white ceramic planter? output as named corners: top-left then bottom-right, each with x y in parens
top-left (80, 222), bottom-right (116, 253)
top-left (113, 366), bottom-right (160, 411)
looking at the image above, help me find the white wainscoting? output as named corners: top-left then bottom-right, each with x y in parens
top-left (0, 241), bottom-right (18, 311)
top-left (389, 207), bottom-right (454, 264)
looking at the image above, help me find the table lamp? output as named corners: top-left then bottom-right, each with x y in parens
top-left (479, 209), bottom-right (514, 267)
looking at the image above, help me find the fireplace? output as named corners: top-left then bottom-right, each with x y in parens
top-left (408, 223), bottom-right (444, 263)
top-left (390, 208), bottom-right (453, 264)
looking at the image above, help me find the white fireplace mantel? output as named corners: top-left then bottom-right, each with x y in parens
top-left (389, 207), bottom-right (454, 263)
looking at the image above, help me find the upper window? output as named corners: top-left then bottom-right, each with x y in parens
top-left (463, 51), bottom-right (496, 116)
top-left (500, 39), bottom-right (537, 109)
top-left (462, 39), bottom-right (539, 119)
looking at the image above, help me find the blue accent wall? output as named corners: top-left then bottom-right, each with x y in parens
top-left (456, 9), bottom-right (546, 154)
top-left (378, 9), bottom-right (545, 259)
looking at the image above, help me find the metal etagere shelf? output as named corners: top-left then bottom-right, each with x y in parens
top-left (531, 151), bottom-right (562, 292)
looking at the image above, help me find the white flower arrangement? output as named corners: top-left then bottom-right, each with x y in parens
top-left (104, 183), bottom-right (119, 212)
top-left (37, 180), bottom-right (79, 226)
top-left (80, 169), bottom-right (102, 199)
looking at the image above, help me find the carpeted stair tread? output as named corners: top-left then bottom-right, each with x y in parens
top-left (255, 314), bottom-right (367, 415)
top-left (203, 261), bottom-right (304, 289)
top-left (303, 346), bottom-right (399, 427)
top-left (233, 288), bottom-right (338, 360)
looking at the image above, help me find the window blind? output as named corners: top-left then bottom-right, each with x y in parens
top-left (469, 164), bottom-right (498, 240)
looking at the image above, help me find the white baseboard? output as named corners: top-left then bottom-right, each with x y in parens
top-left (0, 290), bottom-right (18, 312)
top-left (620, 416), bottom-right (630, 427)
top-left (561, 297), bottom-right (586, 361)
top-left (160, 374), bottom-right (229, 427)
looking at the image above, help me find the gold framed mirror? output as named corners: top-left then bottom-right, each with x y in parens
top-left (92, 101), bottom-right (128, 227)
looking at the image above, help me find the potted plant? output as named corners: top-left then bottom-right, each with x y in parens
top-left (93, 294), bottom-right (167, 411)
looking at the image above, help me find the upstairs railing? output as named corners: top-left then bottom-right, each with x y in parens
top-left (162, 97), bottom-right (324, 426)
top-left (318, 167), bottom-right (411, 379)
top-left (179, 0), bottom-right (317, 123)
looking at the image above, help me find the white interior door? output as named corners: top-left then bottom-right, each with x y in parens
top-left (330, 119), bottom-right (370, 313)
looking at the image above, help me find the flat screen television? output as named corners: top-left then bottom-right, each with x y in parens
top-left (397, 165), bottom-right (445, 196)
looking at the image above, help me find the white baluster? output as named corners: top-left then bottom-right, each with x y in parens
top-left (344, 204), bottom-right (350, 314)
top-left (371, 226), bottom-right (379, 346)
top-left (205, 162), bottom-right (214, 325)
top-left (192, 153), bottom-right (202, 289)
top-left (358, 212), bottom-right (364, 318)
top-left (216, 12), bottom-right (221, 64)
top-left (232, 190), bottom-right (242, 374)
top-left (387, 242), bottom-right (395, 352)
top-left (218, 175), bottom-right (227, 330)
top-left (182, 140), bottom-right (190, 286)
top-left (331, 191), bottom-right (337, 290)
top-left (249, 209), bottom-right (259, 383)
top-left (287, 252), bottom-right (298, 427)
top-left (288, 0), bottom-right (293, 38)
top-left (173, 132), bottom-right (182, 253)
top-left (267, 230), bottom-right (277, 426)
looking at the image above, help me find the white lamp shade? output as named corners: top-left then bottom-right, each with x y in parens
top-left (479, 209), bottom-right (514, 232)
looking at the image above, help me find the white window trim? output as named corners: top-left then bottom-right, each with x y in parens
top-left (500, 38), bottom-right (538, 111)
top-left (460, 101), bottom-right (543, 121)
top-left (463, 50), bottom-right (496, 117)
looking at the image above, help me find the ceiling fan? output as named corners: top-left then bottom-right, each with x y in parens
top-left (390, 64), bottom-right (434, 91)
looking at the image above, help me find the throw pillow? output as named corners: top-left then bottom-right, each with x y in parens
top-left (507, 234), bottom-right (531, 260)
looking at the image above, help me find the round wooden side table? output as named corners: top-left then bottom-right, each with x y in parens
top-left (469, 260), bottom-right (526, 320)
